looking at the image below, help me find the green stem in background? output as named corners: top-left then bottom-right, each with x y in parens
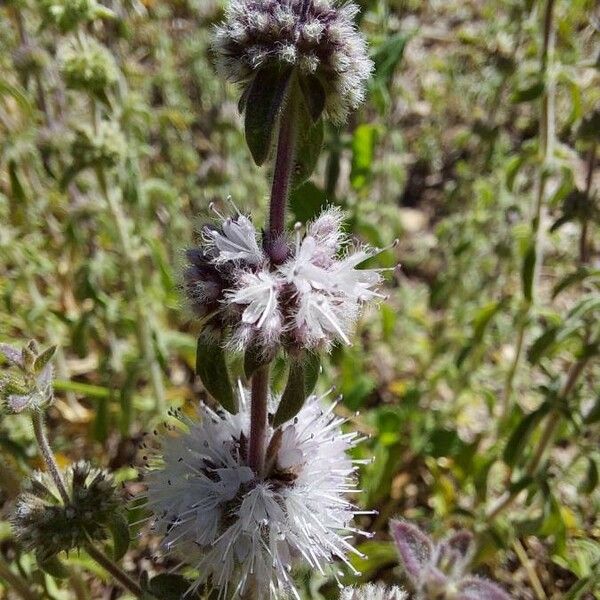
top-left (0, 555), bottom-right (38, 600)
top-left (31, 410), bottom-right (70, 505)
top-left (84, 542), bottom-right (143, 598)
top-left (96, 166), bottom-right (166, 415)
top-left (501, 0), bottom-right (556, 418)
top-left (488, 352), bottom-right (592, 520)
top-left (579, 142), bottom-right (597, 264)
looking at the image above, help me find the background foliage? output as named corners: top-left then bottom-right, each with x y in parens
top-left (0, 0), bottom-right (599, 598)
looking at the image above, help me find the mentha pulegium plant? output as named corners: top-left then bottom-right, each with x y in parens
top-left (146, 0), bottom-right (381, 597)
top-left (145, 386), bottom-right (368, 599)
top-left (391, 520), bottom-right (510, 600)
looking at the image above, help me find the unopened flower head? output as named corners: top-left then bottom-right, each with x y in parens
top-left (40, 0), bottom-right (114, 33)
top-left (60, 38), bottom-right (118, 96)
top-left (391, 520), bottom-right (510, 600)
top-left (71, 121), bottom-right (126, 170)
top-left (184, 204), bottom-right (389, 353)
top-left (12, 461), bottom-right (122, 560)
top-left (0, 342), bottom-right (55, 413)
top-left (214, 0), bottom-right (373, 123)
top-left (341, 583), bottom-right (407, 600)
top-left (144, 385), bottom-right (368, 598)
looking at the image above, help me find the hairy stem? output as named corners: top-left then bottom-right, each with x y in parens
top-left (0, 556), bottom-right (38, 600)
top-left (31, 411), bottom-right (70, 505)
top-left (501, 0), bottom-right (555, 417)
top-left (248, 365), bottom-right (270, 475)
top-left (268, 84), bottom-right (299, 245)
top-left (84, 542), bottom-right (143, 597)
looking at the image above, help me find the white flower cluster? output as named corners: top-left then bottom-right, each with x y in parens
top-left (214, 0), bottom-right (373, 123)
top-left (184, 206), bottom-right (387, 353)
top-left (145, 385), bottom-right (367, 599)
top-left (341, 583), bottom-right (407, 600)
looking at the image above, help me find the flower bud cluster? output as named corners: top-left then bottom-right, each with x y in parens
top-left (391, 521), bottom-right (510, 600)
top-left (70, 121), bottom-right (126, 170)
top-left (40, 0), bottom-right (114, 33)
top-left (145, 387), bottom-right (365, 598)
top-left (214, 0), bottom-right (373, 123)
top-left (60, 38), bottom-right (118, 96)
top-left (342, 584), bottom-right (407, 600)
top-left (12, 461), bottom-right (122, 560)
top-left (0, 342), bottom-right (55, 414)
top-left (184, 206), bottom-right (387, 354)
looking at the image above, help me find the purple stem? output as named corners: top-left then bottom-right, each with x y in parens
top-left (248, 365), bottom-right (270, 475)
top-left (268, 89), bottom-right (298, 244)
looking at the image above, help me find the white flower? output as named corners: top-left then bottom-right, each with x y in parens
top-left (203, 214), bottom-right (264, 266)
top-left (341, 583), bottom-right (408, 600)
top-left (225, 270), bottom-right (283, 351)
top-left (145, 387), bottom-right (366, 599)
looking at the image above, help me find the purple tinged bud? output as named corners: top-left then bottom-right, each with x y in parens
top-left (390, 520), bottom-right (434, 585)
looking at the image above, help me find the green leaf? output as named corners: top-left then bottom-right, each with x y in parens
top-left (37, 553), bottom-right (69, 579)
top-left (511, 80), bottom-right (545, 103)
top-left (583, 395), bottom-right (600, 424)
top-left (244, 67), bottom-right (292, 166)
top-left (304, 351), bottom-right (320, 397)
top-left (273, 355), bottom-right (315, 428)
top-left (196, 334), bottom-right (237, 414)
top-left (577, 108), bottom-right (600, 143)
top-left (292, 106), bottom-right (324, 188)
top-left (553, 267), bottom-right (600, 298)
top-left (299, 74), bottom-right (326, 122)
top-left (503, 405), bottom-right (550, 467)
top-left (580, 458), bottom-right (598, 495)
top-left (0, 80), bottom-right (33, 114)
top-left (244, 344), bottom-right (273, 381)
top-left (371, 32), bottom-right (410, 90)
top-left (350, 124), bottom-right (379, 191)
top-left (148, 573), bottom-right (192, 599)
top-left (34, 345), bottom-right (57, 373)
top-left (521, 242), bottom-right (536, 302)
top-left (289, 181), bottom-right (328, 223)
top-left (109, 513), bottom-right (130, 561)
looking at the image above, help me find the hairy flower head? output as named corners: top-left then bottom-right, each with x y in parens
top-left (144, 386), bottom-right (368, 598)
top-left (0, 342), bottom-right (55, 413)
top-left (214, 0), bottom-right (373, 123)
top-left (12, 461), bottom-right (122, 560)
top-left (184, 205), bottom-right (390, 353)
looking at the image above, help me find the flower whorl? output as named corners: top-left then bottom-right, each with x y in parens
top-left (183, 206), bottom-right (387, 353)
top-left (214, 0), bottom-right (373, 124)
top-left (145, 387), bottom-right (366, 598)
top-left (12, 462), bottom-right (122, 560)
